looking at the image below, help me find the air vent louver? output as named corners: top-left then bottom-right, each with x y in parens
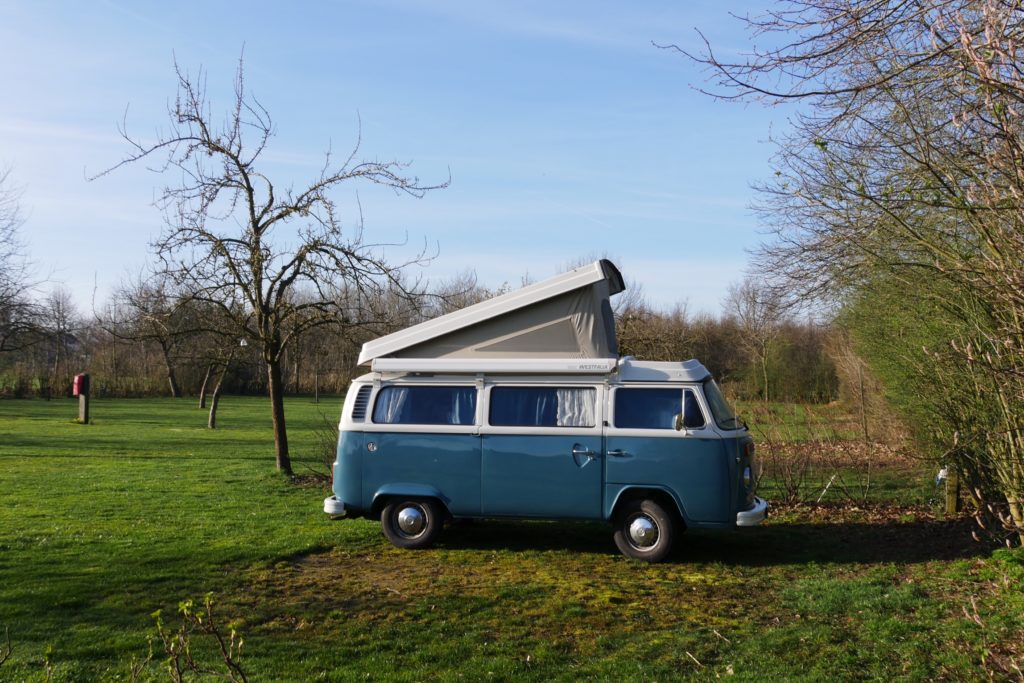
top-left (351, 385), bottom-right (372, 421)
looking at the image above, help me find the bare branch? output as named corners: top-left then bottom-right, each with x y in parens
top-left (93, 55), bottom-right (446, 472)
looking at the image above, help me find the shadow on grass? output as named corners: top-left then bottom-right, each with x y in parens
top-left (436, 514), bottom-right (985, 566)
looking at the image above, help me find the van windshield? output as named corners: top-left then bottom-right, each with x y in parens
top-left (703, 379), bottom-right (742, 430)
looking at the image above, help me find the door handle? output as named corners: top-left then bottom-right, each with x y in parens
top-left (607, 449), bottom-right (628, 458)
top-left (572, 444), bottom-right (597, 459)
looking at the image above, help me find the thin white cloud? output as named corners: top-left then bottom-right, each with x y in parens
top-left (0, 119), bottom-right (123, 146)
top-left (366, 0), bottom-right (688, 53)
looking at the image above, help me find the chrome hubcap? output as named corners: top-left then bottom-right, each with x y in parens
top-left (628, 515), bottom-right (658, 548)
top-left (396, 505), bottom-right (426, 536)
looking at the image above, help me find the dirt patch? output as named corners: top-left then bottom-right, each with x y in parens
top-left (774, 441), bottom-right (920, 468)
top-left (227, 528), bottom-right (772, 658)
top-left (288, 473), bottom-right (330, 489)
top-left (225, 505), bottom-right (986, 647)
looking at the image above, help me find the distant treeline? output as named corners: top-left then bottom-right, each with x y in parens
top-left (0, 273), bottom-right (840, 404)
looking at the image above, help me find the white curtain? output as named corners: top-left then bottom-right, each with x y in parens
top-left (452, 388), bottom-right (475, 425)
top-left (555, 388), bottom-right (596, 427)
top-left (374, 387), bottom-right (408, 423)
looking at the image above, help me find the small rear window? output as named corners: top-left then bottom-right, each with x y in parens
top-left (372, 386), bottom-right (477, 425)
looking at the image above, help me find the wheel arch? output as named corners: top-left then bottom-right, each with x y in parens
top-left (609, 486), bottom-right (688, 529)
top-left (370, 483), bottom-right (452, 518)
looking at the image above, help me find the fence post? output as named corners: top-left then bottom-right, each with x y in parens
top-left (945, 469), bottom-right (961, 515)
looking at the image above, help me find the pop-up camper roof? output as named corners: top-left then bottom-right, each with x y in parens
top-left (360, 260), bottom-right (625, 374)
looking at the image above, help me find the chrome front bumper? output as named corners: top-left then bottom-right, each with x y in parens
top-left (323, 495), bottom-right (347, 516)
top-left (736, 497), bottom-right (769, 527)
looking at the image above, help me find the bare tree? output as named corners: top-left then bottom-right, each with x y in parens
top-left (424, 269), bottom-right (509, 317)
top-left (725, 277), bottom-right (784, 402)
top-left (93, 58), bottom-right (446, 474)
top-left (42, 286), bottom-right (81, 395)
top-left (681, 0), bottom-right (1024, 543)
top-left (0, 167), bottom-right (39, 353)
top-left (104, 272), bottom-right (192, 398)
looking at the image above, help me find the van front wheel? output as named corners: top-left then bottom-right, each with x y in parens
top-left (613, 499), bottom-right (675, 562)
top-left (381, 498), bottom-right (444, 549)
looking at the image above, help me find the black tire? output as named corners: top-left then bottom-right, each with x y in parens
top-left (612, 498), bottom-right (676, 562)
top-left (380, 498), bottom-right (444, 549)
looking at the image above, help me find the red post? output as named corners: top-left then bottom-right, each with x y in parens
top-left (73, 373), bottom-right (90, 424)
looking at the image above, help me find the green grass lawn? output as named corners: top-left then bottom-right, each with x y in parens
top-left (1, 397), bottom-right (1022, 681)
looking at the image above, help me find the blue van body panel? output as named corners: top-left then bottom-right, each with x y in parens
top-left (362, 432), bottom-right (482, 516)
top-left (334, 431), bottom-right (365, 510)
top-left (604, 484), bottom-right (689, 522)
top-left (372, 483), bottom-right (451, 507)
top-left (481, 435), bottom-right (603, 519)
top-left (604, 435), bottom-right (732, 523)
top-left (336, 429), bottom-right (745, 525)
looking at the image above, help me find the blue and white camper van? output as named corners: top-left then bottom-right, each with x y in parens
top-left (324, 260), bottom-right (767, 562)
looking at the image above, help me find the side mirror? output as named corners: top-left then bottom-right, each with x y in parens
top-left (673, 412), bottom-right (685, 432)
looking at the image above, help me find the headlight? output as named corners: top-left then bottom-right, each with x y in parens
top-left (743, 466), bottom-right (752, 488)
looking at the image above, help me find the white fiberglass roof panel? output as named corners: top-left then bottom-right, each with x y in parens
top-left (358, 260), bottom-right (624, 366)
top-left (617, 358), bottom-right (710, 382)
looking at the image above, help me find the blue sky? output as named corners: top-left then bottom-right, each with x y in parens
top-left (0, 0), bottom-right (786, 314)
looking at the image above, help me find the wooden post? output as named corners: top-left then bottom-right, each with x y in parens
top-left (945, 469), bottom-right (961, 515)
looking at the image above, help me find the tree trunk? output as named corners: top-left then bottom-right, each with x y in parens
top-left (761, 354), bottom-right (770, 403)
top-left (160, 341), bottom-right (180, 398)
top-left (167, 368), bottom-right (181, 398)
top-left (198, 363), bottom-right (214, 409)
top-left (207, 365), bottom-right (227, 429)
top-left (207, 354), bottom-right (234, 429)
top-left (267, 359), bottom-right (292, 474)
top-left (208, 391), bottom-right (221, 429)
top-left (858, 362), bottom-right (869, 442)
top-left (1007, 499), bottom-right (1023, 547)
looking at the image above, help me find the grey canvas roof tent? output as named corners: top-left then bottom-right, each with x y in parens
top-left (359, 260), bottom-right (626, 374)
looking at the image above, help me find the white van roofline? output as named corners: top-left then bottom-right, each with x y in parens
top-left (358, 357), bottom-right (711, 382)
top-left (358, 260), bottom-right (625, 366)
top-left (370, 357), bottom-right (619, 374)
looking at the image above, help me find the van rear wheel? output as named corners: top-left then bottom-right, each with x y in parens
top-left (381, 498), bottom-right (444, 549)
top-left (613, 498), bottom-right (675, 562)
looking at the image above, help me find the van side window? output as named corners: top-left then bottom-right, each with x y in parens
top-left (683, 390), bottom-right (706, 429)
top-left (489, 387), bottom-right (596, 427)
top-left (372, 386), bottom-right (477, 425)
top-left (614, 388), bottom-right (705, 430)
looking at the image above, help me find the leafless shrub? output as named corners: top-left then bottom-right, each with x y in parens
top-left (152, 594), bottom-right (249, 683)
top-left (301, 411), bottom-right (339, 484)
top-left (749, 402), bottom-right (910, 506)
top-left (961, 577), bottom-right (1024, 682)
top-left (971, 488), bottom-right (1024, 551)
top-left (757, 436), bottom-right (813, 505)
top-left (831, 462), bottom-right (874, 506)
top-left (0, 598), bottom-right (250, 682)
top-left (0, 625), bottom-right (10, 668)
